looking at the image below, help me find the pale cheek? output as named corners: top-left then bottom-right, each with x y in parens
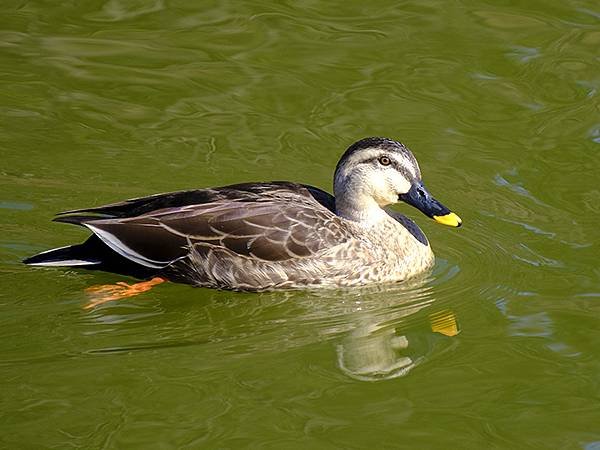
top-left (373, 174), bottom-right (409, 206)
top-left (369, 177), bottom-right (392, 205)
top-left (392, 173), bottom-right (411, 195)
top-left (383, 190), bottom-right (399, 205)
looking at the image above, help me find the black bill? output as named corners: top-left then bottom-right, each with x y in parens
top-left (399, 181), bottom-right (462, 227)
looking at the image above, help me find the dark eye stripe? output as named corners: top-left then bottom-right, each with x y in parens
top-left (399, 167), bottom-right (413, 180)
top-left (361, 156), bottom-right (380, 165)
top-left (360, 156), bottom-right (414, 181)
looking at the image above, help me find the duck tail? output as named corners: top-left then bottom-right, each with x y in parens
top-left (23, 243), bottom-right (101, 267)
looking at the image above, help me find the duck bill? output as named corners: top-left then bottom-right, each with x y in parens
top-left (399, 182), bottom-right (462, 227)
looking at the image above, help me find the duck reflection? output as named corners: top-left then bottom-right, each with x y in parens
top-left (82, 271), bottom-right (461, 382)
top-left (325, 282), bottom-right (460, 381)
top-left (337, 319), bottom-right (420, 381)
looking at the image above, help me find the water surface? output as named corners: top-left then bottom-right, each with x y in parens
top-left (2, 0), bottom-right (600, 448)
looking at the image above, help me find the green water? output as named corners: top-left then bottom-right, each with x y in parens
top-left (2, 0), bottom-right (599, 448)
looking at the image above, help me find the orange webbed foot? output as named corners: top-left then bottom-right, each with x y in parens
top-left (84, 277), bottom-right (166, 309)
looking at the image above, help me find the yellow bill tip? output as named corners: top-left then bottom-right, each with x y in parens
top-left (433, 212), bottom-right (462, 227)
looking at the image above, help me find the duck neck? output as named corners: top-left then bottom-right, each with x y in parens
top-left (334, 183), bottom-right (389, 225)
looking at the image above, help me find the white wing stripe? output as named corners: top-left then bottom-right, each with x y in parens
top-left (28, 259), bottom-right (99, 267)
top-left (85, 224), bottom-right (169, 269)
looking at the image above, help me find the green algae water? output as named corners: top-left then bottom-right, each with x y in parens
top-left (2, 1), bottom-right (600, 448)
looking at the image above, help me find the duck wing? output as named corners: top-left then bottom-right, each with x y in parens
top-left (56, 182), bottom-right (336, 218)
top-left (55, 183), bottom-right (348, 270)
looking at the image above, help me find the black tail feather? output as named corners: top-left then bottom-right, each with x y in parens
top-left (23, 243), bottom-right (101, 266)
top-left (23, 235), bottom-right (159, 279)
top-left (52, 215), bottom-right (102, 226)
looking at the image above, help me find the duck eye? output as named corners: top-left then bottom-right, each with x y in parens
top-left (378, 156), bottom-right (391, 166)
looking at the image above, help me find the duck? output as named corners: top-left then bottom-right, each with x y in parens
top-left (23, 137), bottom-right (461, 292)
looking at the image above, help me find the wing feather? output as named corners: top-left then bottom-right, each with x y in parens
top-left (72, 183), bottom-right (351, 266)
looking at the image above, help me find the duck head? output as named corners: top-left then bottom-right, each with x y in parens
top-left (333, 137), bottom-right (461, 227)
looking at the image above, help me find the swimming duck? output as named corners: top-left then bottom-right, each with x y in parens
top-left (24, 137), bottom-right (461, 291)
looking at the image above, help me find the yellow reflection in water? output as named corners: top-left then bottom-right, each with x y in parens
top-left (429, 310), bottom-right (460, 337)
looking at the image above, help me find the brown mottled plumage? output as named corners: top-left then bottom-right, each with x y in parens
top-left (24, 137), bottom-right (461, 290)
